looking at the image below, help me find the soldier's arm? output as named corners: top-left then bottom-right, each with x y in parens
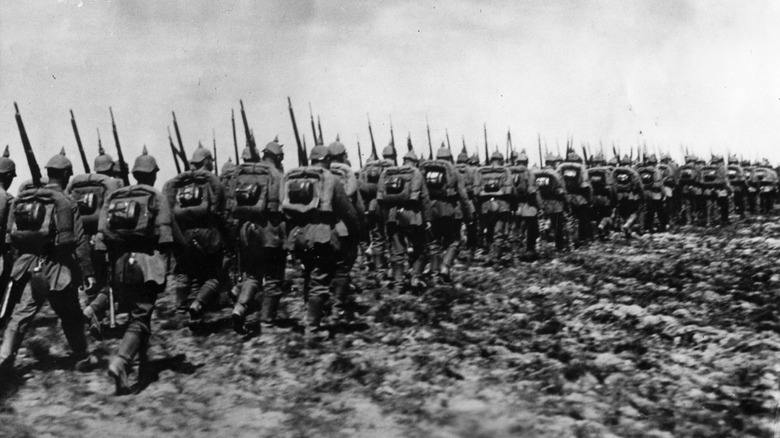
top-left (72, 204), bottom-right (95, 278)
top-left (455, 173), bottom-right (473, 219)
top-left (419, 174), bottom-right (433, 223)
top-left (333, 181), bottom-right (360, 237)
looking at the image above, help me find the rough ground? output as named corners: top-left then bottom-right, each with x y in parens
top-left (2, 217), bottom-right (780, 437)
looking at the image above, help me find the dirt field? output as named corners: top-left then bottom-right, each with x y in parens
top-left (1, 219), bottom-right (780, 437)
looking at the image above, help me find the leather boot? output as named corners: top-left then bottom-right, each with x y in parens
top-left (83, 305), bottom-right (102, 339)
top-left (440, 247), bottom-right (457, 282)
top-left (175, 285), bottom-right (189, 314)
top-left (231, 303), bottom-right (248, 335)
top-left (410, 258), bottom-right (427, 290)
top-left (259, 294), bottom-right (281, 327)
top-left (307, 295), bottom-right (324, 328)
top-left (107, 355), bottom-right (132, 395)
top-left (429, 253), bottom-right (442, 277)
top-left (0, 327), bottom-right (22, 371)
top-left (374, 252), bottom-right (386, 271)
top-left (391, 264), bottom-right (405, 288)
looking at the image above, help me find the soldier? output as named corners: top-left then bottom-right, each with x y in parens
top-left (454, 146), bottom-right (479, 261)
top-left (95, 147), bottom-right (175, 394)
top-left (677, 155), bottom-right (702, 225)
top-left (657, 154), bottom-right (679, 224)
top-left (699, 156), bottom-right (731, 225)
top-left (229, 139), bottom-right (286, 334)
top-left (613, 155), bottom-right (644, 236)
top-left (475, 151), bottom-right (516, 265)
top-left (557, 152), bottom-right (593, 246)
top-left (420, 145), bottom-right (472, 281)
top-left (587, 160), bottom-right (617, 240)
top-left (328, 139), bottom-right (367, 303)
top-left (727, 155), bottom-right (747, 219)
top-left (636, 155), bottom-right (668, 232)
top-left (0, 147), bottom-right (16, 328)
top-left (742, 159), bottom-right (757, 214)
top-left (358, 145), bottom-right (396, 274)
top-left (377, 149), bottom-right (431, 289)
top-left (67, 146), bottom-right (124, 335)
top-left (508, 150), bottom-right (541, 259)
top-left (532, 155), bottom-right (568, 251)
top-left (0, 149), bottom-right (96, 372)
top-left (164, 143), bottom-right (226, 322)
top-left (282, 145), bottom-right (360, 330)
top-left (752, 160), bottom-right (778, 214)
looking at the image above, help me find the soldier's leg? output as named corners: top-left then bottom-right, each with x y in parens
top-left (189, 253), bottom-right (222, 319)
top-left (440, 217), bottom-right (460, 281)
top-left (408, 226), bottom-right (428, 288)
top-left (332, 238), bottom-right (356, 316)
top-left (428, 218), bottom-right (444, 275)
top-left (658, 200), bottom-right (669, 231)
top-left (232, 274), bottom-right (259, 334)
top-left (259, 248), bottom-right (286, 326)
top-left (48, 286), bottom-right (88, 360)
top-left (551, 212), bottom-right (566, 250)
top-left (174, 268), bottom-right (191, 313)
top-left (108, 282), bottom-right (161, 394)
top-left (0, 275), bottom-right (48, 369)
top-left (386, 222), bottom-right (406, 285)
top-left (306, 245), bottom-right (336, 328)
top-left (525, 216), bottom-right (540, 255)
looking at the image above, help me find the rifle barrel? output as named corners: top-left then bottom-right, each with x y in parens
top-left (70, 109), bottom-right (90, 174)
top-left (171, 111), bottom-right (190, 171)
top-left (14, 103), bottom-right (42, 187)
top-left (231, 109), bottom-right (239, 163)
top-left (288, 97), bottom-right (306, 167)
top-left (110, 107), bottom-right (130, 185)
top-left (169, 127), bottom-right (182, 174)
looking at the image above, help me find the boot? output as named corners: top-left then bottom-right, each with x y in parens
top-left (410, 258), bottom-right (427, 290)
top-left (188, 300), bottom-right (203, 321)
top-left (390, 264), bottom-right (405, 288)
top-left (259, 294), bottom-right (281, 327)
top-left (373, 252), bottom-right (386, 271)
top-left (429, 254), bottom-right (442, 277)
top-left (83, 305), bottom-right (102, 339)
top-left (107, 355), bottom-right (132, 395)
top-left (231, 303), bottom-right (248, 335)
top-left (440, 247), bottom-right (457, 282)
top-left (307, 295), bottom-right (325, 328)
top-left (175, 285), bottom-right (189, 314)
top-left (0, 327), bottom-right (22, 371)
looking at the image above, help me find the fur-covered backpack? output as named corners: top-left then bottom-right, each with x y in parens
top-left (102, 185), bottom-right (159, 245)
top-left (420, 160), bottom-right (458, 200)
top-left (476, 166), bottom-right (515, 198)
top-left (377, 166), bottom-right (423, 206)
top-left (230, 162), bottom-right (280, 221)
top-left (67, 173), bottom-right (122, 235)
top-left (280, 167), bottom-right (335, 217)
top-left (167, 170), bottom-right (219, 228)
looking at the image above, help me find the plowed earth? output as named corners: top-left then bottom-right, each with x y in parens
top-left (2, 218), bottom-right (780, 437)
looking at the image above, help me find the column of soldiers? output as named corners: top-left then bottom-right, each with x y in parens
top-left (0, 135), bottom-right (778, 396)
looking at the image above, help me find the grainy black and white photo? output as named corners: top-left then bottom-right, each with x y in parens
top-left (1, 1), bottom-right (780, 437)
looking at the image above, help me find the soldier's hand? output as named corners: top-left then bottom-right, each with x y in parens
top-left (84, 276), bottom-right (97, 292)
top-left (425, 221), bottom-right (432, 231)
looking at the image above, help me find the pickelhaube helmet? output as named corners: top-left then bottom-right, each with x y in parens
top-left (190, 142), bottom-right (213, 164)
top-left (516, 150), bottom-right (529, 164)
top-left (645, 154), bottom-right (658, 165)
top-left (565, 152), bottom-right (581, 163)
top-left (45, 148), bottom-right (73, 171)
top-left (403, 150), bottom-right (419, 163)
top-left (490, 151), bottom-right (504, 162)
top-left (93, 145), bottom-right (115, 173)
top-left (309, 145), bottom-right (330, 162)
top-left (0, 146), bottom-right (16, 177)
top-left (327, 136), bottom-right (346, 157)
top-left (456, 149), bottom-right (469, 164)
top-left (132, 146), bottom-right (159, 173)
top-left (467, 154), bottom-right (480, 165)
top-left (221, 157), bottom-right (236, 174)
top-left (263, 136), bottom-right (283, 156)
top-left (436, 143), bottom-right (452, 160)
top-left (382, 144), bottom-right (396, 159)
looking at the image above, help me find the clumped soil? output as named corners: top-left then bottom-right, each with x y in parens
top-left (2, 219), bottom-right (780, 437)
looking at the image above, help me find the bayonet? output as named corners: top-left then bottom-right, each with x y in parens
top-left (110, 107), bottom-right (130, 185)
top-left (70, 110), bottom-right (90, 173)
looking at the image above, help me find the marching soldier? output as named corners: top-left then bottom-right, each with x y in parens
top-left (636, 155), bottom-right (668, 232)
top-left (454, 146), bottom-right (479, 261)
top-left (699, 155), bottom-right (731, 225)
top-left (557, 152), bottom-right (593, 245)
top-left (229, 139), bottom-right (286, 334)
top-left (508, 150), bottom-right (541, 259)
top-left (358, 145), bottom-right (396, 274)
top-left (587, 158), bottom-right (617, 240)
top-left (420, 145), bottom-right (472, 281)
top-left (0, 147), bottom-right (16, 328)
top-left (377, 149), bottom-right (431, 289)
top-left (164, 144), bottom-right (226, 322)
top-left (67, 146), bottom-right (124, 335)
top-left (0, 149), bottom-right (97, 372)
top-left (533, 155), bottom-right (568, 251)
top-left (677, 155), bottom-right (702, 225)
top-left (613, 155), bottom-right (644, 236)
top-left (727, 155), bottom-right (747, 219)
top-left (95, 147), bottom-right (176, 394)
top-left (475, 151), bottom-right (516, 264)
top-left (282, 145), bottom-right (360, 330)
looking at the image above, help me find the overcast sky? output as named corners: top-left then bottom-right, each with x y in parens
top-left (2, 0), bottom-right (779, 187)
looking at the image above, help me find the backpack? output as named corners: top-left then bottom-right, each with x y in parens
top-left (637, 166), bottom-right (657, 189)
top-left (727, 165), bottom-right (744, 184)
top-left (330, 162), bottom-right (358, 198)
top-left (476, 166), bottom-right (515, 198)
top-left (359, 161), bottom-right (391, 200)
top-left (678, 165), bottom-right (699, 186)
top-left (700, 165), bottom-right (725, 187)
top-left (533, 169), bottom-right (561, 199)
top-left (420, 160), bottom-right (458, 200)
top-left (455, 163), bottom-right (477, 195)
top-left (588, 167), bottom-right (612, 196)
top-left (230, 163), bottom-right (280, 221)
top-left (67, 174), bottom-right (122, 235)
top-left (168, 170), bottom-right (218, 227)
top-left (103, 186), bottom-right (159, 245)
top-left (657, 164), bottom-right (676, 187)
top-left (558, 163), bottom-right (585, 194)
top-left (9, 189), bottom-right (58, 254)
top-left (508, 166), bottom-right (531, 197)
top-left (377, 166), bottom-right (423, 206)
top-left (280, 167), bottom-right (334, 216)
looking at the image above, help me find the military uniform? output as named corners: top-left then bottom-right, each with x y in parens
top-left (358, 145), bottom-right (396, 273)
top-left (699, 157), bottom-right (732, 225)
top-left (677, 156), bottom-right (702, 225)
top-left (532, 159), bottom-right (568, 250)
top-left (0, 147), bottom-right (16, 328)
top-left (0, 150), bottom-right (95, 371)
top-left (726, 156), bottom-right (747, 219)
top-left (67, 148), bottom-right (124, 333)
top-left (636, 156), bottom-right (668, 232)
top-left (475, 152), bottom-right (516, 263)
top-left (557, 153), bottom-right (593, 245)
top-left (454, 149), bottom-right (479, 260)
top-left (587, 161), bottom-right (617, 239)
top-left (229, 139), bottom-right (287, 334)
top-left (95, 148), bottom-right (174, 394)
top-left (164, 144), bottom-right (226, 320)
top-left (283, 145), bottom-right (361, 329)
top-left (612, 157), bottom-right (644, 236)
top-left (421, 146), bottom-right (472, 280)
top-left (378, 150), bottom-right (432, 288)
top-left (507, 151), bottom-right (542, 257)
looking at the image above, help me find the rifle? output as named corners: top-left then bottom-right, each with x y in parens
top-left (309, 103), bottom-right (318, 145)
top-left (426, 116), bottom-right (433, 160)
top-left (171, 111), bottom-right (190, 172)
top-left (317, 116), bottom-right (324, 145)
top-left (110, 108), bottom-right (130, 186)
top-left (0, 280), bottom-right (12, 320)
top-left (367, 114), bottom-right (378, 160)
top-left (357, 136), bottom-right (363, 168)
top-left (70, 110), bottom-right (90, 173)
top-left (445, 129), bottom-right (451, 152)
top-left (389, 116), bottom-right (395, 151)
top-left (168, 127), bottom-right (182, 174)
top-left (107, 257), bottom-right (116, 328)
top-left (212, 129), bottom-right (218, 177)
top-left (582, 145), bottom-right (589, 167)
top-left (538, 133), bottom-right (543, 168)
top-left (14, 103), bottom-right (41, 186)
top-left (231, 109), bottom-right (239, 163)
top-left (483, 123), bottom-right (489, 165)
top-left (407, 134), bottom-right (413, 153)
top-left (302, 135), bottom-right (308, 164)
top-left (287, 97), bottom-right (306, 167)
top-left (239, 100), bottom-right (258, 161)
